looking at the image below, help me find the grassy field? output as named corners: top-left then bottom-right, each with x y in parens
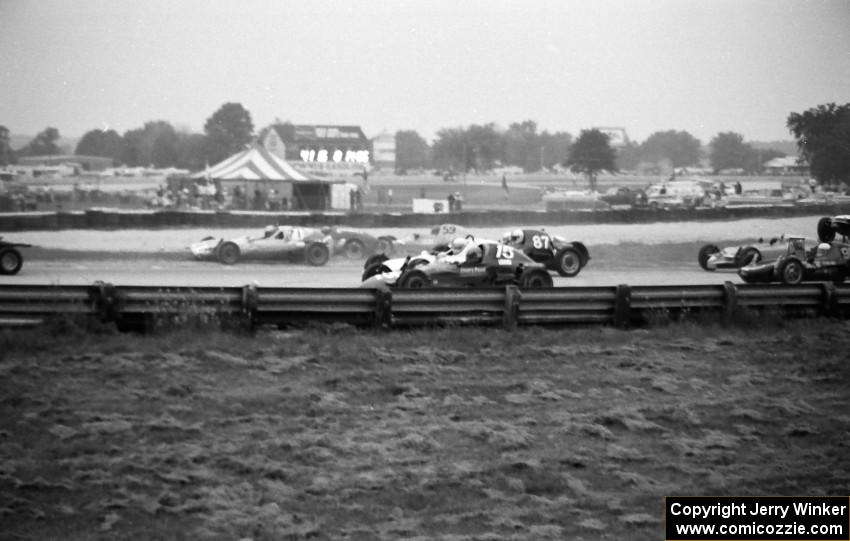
top-left (1, 318), bottom-right (848, 540)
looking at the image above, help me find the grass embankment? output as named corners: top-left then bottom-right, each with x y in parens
top-left (2, 320), bottom-right (849, 540)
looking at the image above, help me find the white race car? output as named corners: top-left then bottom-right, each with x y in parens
top-left (190, 225), bottom-right (333, 266)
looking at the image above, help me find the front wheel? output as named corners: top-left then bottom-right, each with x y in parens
top-left (736, 247), bottom-right (761, 267)
top-left (554, 247), bottom-right (582, 277)
top-left (777, 258), bottom-right (804, 285)
top-left (0, 248), bottom-right (23, 275)
top-left (343, 239), bottom-right (367, 259)
top-left (817, 217), bottom-right (835, 243)
top-left (377, 237), bottom-right (395, 254)
top-left (519, 269), bottom-right (553, 289)
top-left (217, 242), bottom-right (240, 265)
top-left (305, 243), bottom-right (330, 266)
top-left (398, 269), bottom-right (431, 289)
top-left (697, 244), bottom-right (719, 270)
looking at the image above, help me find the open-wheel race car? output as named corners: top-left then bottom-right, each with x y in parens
top-left (501, 229), bottom-right (589, 277)
top-left (817, 215), bottom-right (850, 242)
top-left (321, 226), bottom-right (381, 260)
top-left (374, 223), bottom-right (472, 256)
top-left (190, 225), bottom-right (333, 266)
top-left (1, 237), bottom-right (31, 275)
top-left (737, 235), bottom-right (850, 284)
top-left (697, 236), bottom-right (787, 271)
top-left (361, 237), bottom-right (553, 289)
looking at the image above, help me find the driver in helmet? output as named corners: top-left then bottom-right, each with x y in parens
top-left (263, 225), bottom-right (276, 238)
top-left (448, 237), bottom-right (469, 255)
top-left (506, 229), bottom-right (524, 246)
top-left (815, 242), bottom-right (831, 258)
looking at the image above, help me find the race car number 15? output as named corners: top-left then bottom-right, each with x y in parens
top-left (496, 245), bottom-right (515, 259)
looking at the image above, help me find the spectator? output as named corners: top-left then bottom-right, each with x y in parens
top-left (447, 192), bottom-right (456, 212)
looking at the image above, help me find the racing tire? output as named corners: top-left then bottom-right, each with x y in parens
top-left (736, 247), bottom-right (761, 267)
top-left (777, 258), bottom-right (804, 285)
top-left (364, 253), bottom-right (389, 270)
top-left (361, 263), bottom-right (392, 282)
top-left (343, 239), bottom-right (367, 260)
top-left (217, 242), bottom-right (241, 265)
top-left (697, 244), bottom-right (719, 271)
top-left (519, 269), bottom-right (553, 289)
top-left (305, 243), bottom-right (331, 266)
top-left (554, 247), bottom-right (582, 277)
top-left (817, 217), bottom-right (835, 243)
top-left (398, 269), bottom-right (431, 289)
top-left (0, 248), bottom-right (23, 275)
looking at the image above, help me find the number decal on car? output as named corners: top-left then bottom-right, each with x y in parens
top-left (440, 225), bottom-right (456, 235)
top-left (496, 245), bottom-right (515, 259)
top-left (531, 235), bottom-right (550, 249)
top-left (840, 246), bottom-right (850, 260)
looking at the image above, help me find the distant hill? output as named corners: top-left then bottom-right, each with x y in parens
top-left (10, 134), bottom-right (79, 154)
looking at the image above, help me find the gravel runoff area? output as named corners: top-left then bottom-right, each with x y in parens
top-left (1, 320), bottom-right (849, 540)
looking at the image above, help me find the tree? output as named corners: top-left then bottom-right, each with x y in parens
top-left (75, 129), bottom-right (123, 164)
top-left (394, 130), bottom-right (431, 172)
top-left (431, 123), bottom-right (501, 173)
top-left (787, 102), bottom-right (850, 183)
top-left (709, 132), bottom-right (754, 173)
top-left (565, 129), bottom-right (618, 191)
top-left (0, 125), bottom-right (14, 165)
top-left (121, 121), bottom-right (179, 167)
top-left (18, 127), bottom-right (62, 157)
top-left (204, 102), bottom-right (254, 164)
top-left (639, 130), bottom-right (702, 169)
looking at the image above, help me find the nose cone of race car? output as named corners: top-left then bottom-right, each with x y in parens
top-left (189, 237), bottom-right (220, 258)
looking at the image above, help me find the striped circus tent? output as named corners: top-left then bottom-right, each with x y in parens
top-left (192, 144), bottom-right (317, 181)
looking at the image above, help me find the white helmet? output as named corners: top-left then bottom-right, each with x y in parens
top-left (264, 225), bottom-right (276, 237)
top-left (449, 237), bottom-right (468, 254)
top-left (509, 229), bottom-right (524, 244)
top-left (816, 242), bottom-right (831, 257)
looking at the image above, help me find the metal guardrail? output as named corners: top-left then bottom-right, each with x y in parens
top-left (0, 281), bottom-right (848, 332)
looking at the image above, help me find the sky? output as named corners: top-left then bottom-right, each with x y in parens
top-left (1, 0), bottom-right (849, 145)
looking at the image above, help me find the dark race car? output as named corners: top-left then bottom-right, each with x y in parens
top-left (502, 229), bottom-right (589, 277)
top-left (321, 226), bottom-right (381, 259)
top-left (738, 235), bottom-right (850, 284)
top-left (817, 215), bottom-right (850, 242)
top-left (390, 241), bottom-right (553, 289)
top-left (0, 237), bottom-right (31, 275)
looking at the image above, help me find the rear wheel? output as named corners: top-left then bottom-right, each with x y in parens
top-left (398, 269), bottom-right (431, 289)
top-left (217, 242), bottom-right (240, 265)
top-left (554, 247), bottom-right (582, 277)
top-left (343, 239), bottom-right (366, 259)
top-left (817, 217), bottom-right (835, 242)
top-left (777, 258), bottom-right (804, 285)
top-left (0, 248), bottom-right (23, 275)
top-left (697, 244), bottom-right (719, 270)
top-left (377, 237), bottom-right (394, 254)
top-left (519, 269), bottom-right (553, 289)
top-left (305, 243), bottom-right (330, 266)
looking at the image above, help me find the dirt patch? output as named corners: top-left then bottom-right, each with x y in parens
top-left (1, 322), bottom-right (849, 539)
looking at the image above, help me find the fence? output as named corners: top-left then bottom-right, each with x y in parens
top-left (1, 281), bottom-right (848, 332)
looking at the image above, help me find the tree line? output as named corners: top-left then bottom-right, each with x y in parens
top-left (1, 102), bottom-right (848, 184)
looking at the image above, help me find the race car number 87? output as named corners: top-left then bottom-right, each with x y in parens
top-left (531, 235), bottom-right (550, 249)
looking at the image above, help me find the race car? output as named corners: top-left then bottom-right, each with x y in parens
top-left (501, 229), bottom-right (589, 277)
top-left (737, 236), bottom-right (850, 284)
top-left (361, 236), bottom-right (481, 287)
top-left (697, 236), bottom-right (787, 271)
top-left (189, 225), bottom-right (333, 266)
top-left (374, 223), bottom-right (472, 256)
top-left (817, 215), bottom-right (850, 242)
top-left (361, 237), bottom-right (553, 289)
top-left (0, 237), bottom-right (31, 275)
top-left (321, 226), bottom-right (381, 259)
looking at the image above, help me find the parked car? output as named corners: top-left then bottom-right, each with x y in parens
top-left (817, 215), bottom-right (850, 242)
top-left (697, 236), bottom-right (787, 271)
top-left (0, 237), bottom-right (31, 275)
top-left (645, 179), bottom-right (706, 210)
top-left (189, 225), bottom-right (333, 266)
top-left (501, 228), bottom-right (589, 277)
top-left (321, 226), bottom-right (380, 259)
top-left (599, 186), bottom-right (648, 208)
top-left (738, 236), bottom-right (850, 284)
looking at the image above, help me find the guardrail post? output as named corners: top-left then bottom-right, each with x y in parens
top-left (820, 282), bottom-right (838, 318)
top-left (722, 281), bottom-right (738, 324)
top-left (503, 285), bottom-right (521, 331)
top-left (242, 283), bottom-right (258, 331)
top-left (89, 281), bottom-right (119, 323)
top-left (613, 284), bottom-right (631, 329)
top-left (373, 285), bottom-right (393, 329)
